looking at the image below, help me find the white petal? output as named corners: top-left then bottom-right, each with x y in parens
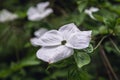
top-left (37, 8), bottom-right (53, 19)
top-left (27, 2), bottom-right (53, 21)
top-left (0, 9), bottom-right (18, 22)
top-left (59, 23), bottom-right (80, 40)
top-left (28, 13), bottom-right (41, 21)
top-left (89, 13), bottom-right (96, 20)
top-left (27, 7), bottom-right (42, 21)
top-left (85, 10), bottom-right (96, 20)
top-left (36, 45), bottom-right (74, 63)
top-left (66, 31), bottom-right (92, 49)
top-left (84, 9), bottom-right (90, 14)
top-left (84, 7), bottom-right (99, 20)
top-left (27, 7), bottom-right (38, 16)
top-left (38, 30), bottom-right (63, 46)
top-left (27, 8), bottom-right (53, 21)
top-left (34, 28), bottom-right (48, 37)
top-left (30, 38), bottom-right (40, 46)
top-left (90, 7), bottom-right (99, 12)
top-left (84, 7), bottom-right (99, 14)
top-left (37, 2), bottom-right (50, 12)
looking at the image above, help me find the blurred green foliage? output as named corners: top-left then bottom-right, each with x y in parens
top-left (0, 0), bottom-right (120, 80)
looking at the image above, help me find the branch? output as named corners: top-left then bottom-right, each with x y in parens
top-left (109, 38), bottom-right (120, 55)
top-left (99, 49), bottom-right (112, 80)
top-left (99, 45), bottom-right (119, 80)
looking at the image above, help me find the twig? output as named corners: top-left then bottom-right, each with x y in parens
top-left (99, 50), bottom-right (113, 80)
top-left (109, 38), bottom-right (120, 55)
top-left (94, 36), bottom-right (107, 50)
top-left (99, 45), bottom-right (119, 80)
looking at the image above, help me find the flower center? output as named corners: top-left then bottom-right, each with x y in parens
top-left (61, 40), bottom-right (67, 45)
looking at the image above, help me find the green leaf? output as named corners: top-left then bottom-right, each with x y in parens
top-left (68, 13), bottom-right (86, 25)
top-left (93, 14), bottom-right (104, 22)
top-left (84, 44), bottom-right (94, 53)
top-left (68, 68), bottom-right (92, 80)
top-left (16, 11), bottom-right (27, 18)
top-left (116, 18), bottom-right (120, 26)
top-left (77, 0), bottom-right (88, 13)
top-left (115, 25), bottom-right (120, 35)
top-left (99, 26), bottom-right (108, 34)
top-left (74, 52), bottom-right (91, 68)
top-left (0, 55), bottom-right (40, 78)
top-left (20, 55), bottom-right (40, 67)
top-left (103, 14), bottom-right (116, 29)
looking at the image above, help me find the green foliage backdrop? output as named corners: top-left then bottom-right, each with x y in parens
top-left (0, 0), bottom-right (120, 80)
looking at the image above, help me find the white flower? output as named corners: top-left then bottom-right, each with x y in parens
top-left (85, 7), bottom-right (99, 20)
top-left (27, 2), bottom-right (53, 21)
top-left (35, 23), bottom-right (92, 63)
top-left (0, 9), bottom-right (18, 22)
top-left (30, 28), bottom-right (48, 46)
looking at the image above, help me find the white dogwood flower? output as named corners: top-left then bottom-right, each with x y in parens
top-left (85, 7), bottom-right (99, 20)
top-left (35, 23), bottom-right (92, 63)
top-left (27, 2), bottom-right (53, 21)
top-left (30, 28), bottom-right (48, 46)
top-left (0, 9), bottom-right (18, 22)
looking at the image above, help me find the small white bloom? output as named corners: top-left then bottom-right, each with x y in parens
top-left (0, 9), bottom-right (18, 22)
top-left (35, 23), bottom-right (92, 63)
top-left (85, 7), bottom-right (99, 20)
top-left (27, 2), bottom-right (53, 21)
top-left (30, 28), bottom-right (48, 46)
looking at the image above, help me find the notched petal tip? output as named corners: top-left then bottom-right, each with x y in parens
top-left (48, 60), bottom-right (54, 64)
